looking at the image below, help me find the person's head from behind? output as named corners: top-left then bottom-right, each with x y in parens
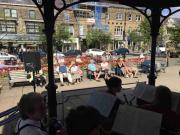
top-left (154, 85), bottom-right (172, 110)
top-left (66, 106), bottom-right (102, 135)
top-left (76, 55), bottom-right (81, 58)
top-left (102, 57), bottom-right (106, 63)
top-left (90, 59), bottom-right (95, 64)
top-left (18, 92), bottom-right (46, 121)
top-left (59, 62), bottom-right (65, 66)
top-left (105, 77), bottom-right (122, 95)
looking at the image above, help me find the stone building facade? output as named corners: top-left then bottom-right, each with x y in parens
top-left (0, 0), bottom-right (144, 53)
top-left (107, 5), bottom-right (143, 50)
top-left (0, 0), bottom-right (43, 53)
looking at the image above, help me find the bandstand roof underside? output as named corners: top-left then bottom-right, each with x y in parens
top-left (0, 0), bottom-right (179, 9)
top-left (104, 0), bottom-right (180, 8)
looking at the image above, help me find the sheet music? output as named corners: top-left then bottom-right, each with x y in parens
top-left (112, 105), bottom-right (162, 135)
top-left (87, 91), bottom-right (117, 117)
top-left (133, 82), bottom-right (156, 102)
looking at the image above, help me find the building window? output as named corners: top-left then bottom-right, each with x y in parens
top-left (69, 25), bottom-right (74, 36)
top-left (128, 27), bottom-right (132, 33)
top-left (79, 25), bottom-right (84, 35)
top-left (136, 15), bottom-right (141, 21)
top-left (64, 13), bottom-right (70, 22)
top-left (4, 9), bottom-right (10, 17)
top-left (0, 20), bottom-right (16, 33)
top-left (106, 14), bottom-right (110, 20)
top-left (128, 14), bottom-right (132, 21)
top-left (4, 9), bottom-right (17, 18)
top-left (26, 22), bottom-right (41, 34)
top-left (11, 9), bottom-right (17, 18)
top-left (114, 26), bottom-right (123, 35)
top-left (74, 10), bottom-right (93, 18)
top-left (37, 0), bottom-right (42, 4)
top-left (116, 13), bottom-right (123, 20)
top-left (29, 10), bottom-right (36, 19)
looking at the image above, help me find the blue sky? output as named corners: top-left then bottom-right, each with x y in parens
top-left (162, 7), bottom-right (180, 18)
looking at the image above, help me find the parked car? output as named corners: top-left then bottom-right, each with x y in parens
top-left (39, 51), bottom-right (47, 58)
top-left (86, 48), bottom-right (105, 56)
top-left (64, 50), bottom-right (82, 56)
top-left (156, 45), bottom-right (166, 54)
top-left (169, 51), bottom-right (180, 58)
top-left (0, 52), bottom-right (17, 61)
top-left (141, 60), bottom-right (166, 73)
top-left (111, 48), bottom-right (129, 55)
top-left (53, 51), bottom-right (65, 57)
top-left (37, 50), bottom-right (47, 58)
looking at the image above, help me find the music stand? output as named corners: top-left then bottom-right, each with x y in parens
top-left (27, 63), bottom-right (36, 92)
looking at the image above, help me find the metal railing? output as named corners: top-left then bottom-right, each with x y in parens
top-left (0, 106), bottom-right (18, 127)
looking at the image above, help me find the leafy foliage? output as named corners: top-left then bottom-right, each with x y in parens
top-left (39, 24), bottom-right (46, 43)
top-left (168, 25), bottom-right (180, 48)
top-left (139, 18), bottom-right (164, 51)
top-left (139, 19), bottom-right (151, 44)
top-left (128, 30), bottom-right (142, 44)
top-left (54, 24), bottom-right (71, 49)
top-left (39, 23), bottom-right (71, 51)
top-left (86, 29), bottom-right (112, 49)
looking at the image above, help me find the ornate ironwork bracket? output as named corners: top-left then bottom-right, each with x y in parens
top-left (160, 8), bottom-right (180, 26)
top-left (32, 0), bottom-right (44, 20)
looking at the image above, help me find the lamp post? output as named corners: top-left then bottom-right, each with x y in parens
top-left (148, 8), bottom-right (161, 85)
top-left (32, 0), bottom-right (57, 134)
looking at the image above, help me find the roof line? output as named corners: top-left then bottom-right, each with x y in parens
top-left (0, 2), bottom-right (36, 7)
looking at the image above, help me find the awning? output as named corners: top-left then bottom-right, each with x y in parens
top-left (0, 34), bottom-right (40, 41)
top-left (0, 34), bottom-right (42, 45)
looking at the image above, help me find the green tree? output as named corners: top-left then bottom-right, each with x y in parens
top-left (139, 19), bottom-right (164, 51)
top-left (38, 24), bottom-right (48, 52)
top-left (39, 24), bottom-right (46, 43)
top-left (86, 29), bottom-right (112, 50)
top-left (54, 24), bottom-right (71, 50)
top-left (128, 30), bottom-right (142, 50)
top-left (168, 25), bottom-right (180, 48)
top-left (139, 19), bottom-right (151, 44)
top-left (39, 24), bottom-right (71, 51)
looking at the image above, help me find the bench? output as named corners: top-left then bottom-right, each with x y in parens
top-left (8, 70), bottom-right (30, 87)
top-left (53, 71), bottom-right (70, 84)
top-left (87, 67), bottom-right (115, 80)
top-left (54, 71), bottom-right (59, 80)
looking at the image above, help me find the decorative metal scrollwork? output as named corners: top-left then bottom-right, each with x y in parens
top-left (32, 0), bottom-right (44, 20)
top-left (160, 7), bottom-right (180, 26)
